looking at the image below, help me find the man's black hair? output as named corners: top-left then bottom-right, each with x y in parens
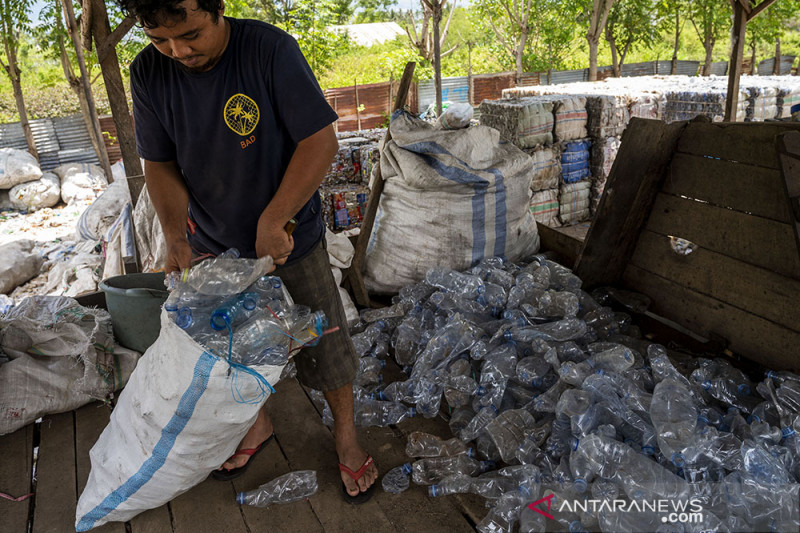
top-left (118, 0), bottom-right (223, 29)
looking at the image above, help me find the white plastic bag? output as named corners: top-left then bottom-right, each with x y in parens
top-left (0, 148), bottom-right (42, 189)
top-left (325, 231), bottom-right (359, 328)
top-left (75, 311), bottom-right (283, 529)
top-left (133, 186), bottom-right (167, 272)
top-left (438, 103), bottom-right (474, 130)
top-left (9, 172), bottom-right (61, 211)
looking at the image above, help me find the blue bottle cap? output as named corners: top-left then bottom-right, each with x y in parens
top-left (175, 313), bottom-right (193, 330)
top-left (782, 427), bottom-right (795, 439)
top-left (476, 386), bottom-right (486, 397)
top-left (671, 452), bottom-right (685, 468)
top-left (408, 407), bottom-right (417, 417)
top-left (429, 485), bottom-right (439, 497)
top-left (702, 380), bottom-right (712, 390)
top-left (236, 492), bottom-right (245, 505)
top-left (766, 370), bottom-right (777, 379)
top-left (642, 445), bottom-right (655, 455)
top-left (574, 478), bottom-right (588, 493)
top-left (402, 462), bottom-right (413, 474)
top-left (504, 330), bottom-right (514, 341)
top-left (738, 384), bottom-right (751, 395)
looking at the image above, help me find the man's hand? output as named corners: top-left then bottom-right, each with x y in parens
top-left (255, 217), bottom-right (294, 270)
top-left (165, 238), bottom-right (193, 273)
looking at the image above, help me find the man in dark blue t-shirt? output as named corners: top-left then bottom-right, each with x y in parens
top-left (121, 0), bottom-right (377, 503)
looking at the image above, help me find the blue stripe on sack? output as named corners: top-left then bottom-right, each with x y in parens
top-left (76, 352), bottom-right (218, 532)
top-left (401, 141), bottom-right (509, 263)
top-left (403, 142), bottom-right (487, 265)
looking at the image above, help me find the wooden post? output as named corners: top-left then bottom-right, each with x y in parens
top-left (60, 0), bottom-right (113, 181)
top-left (387, 74), bottom-right (393, 117)
top-left (89, 0), bottom-right (143, 183)
top-left (354, 79), bottom-right (362, 131)
top-left (724, 1), bottom-right (748, 122)
top-left (348, 62), bottom-right (416, 307)
top-left (775, 38), bottom-right (782, 75)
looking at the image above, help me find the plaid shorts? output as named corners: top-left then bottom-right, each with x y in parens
top-left (273, 239), bottom-right (358, 391)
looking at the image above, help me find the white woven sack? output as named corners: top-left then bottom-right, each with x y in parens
top-left (0, 148), bottom-right (42, 188)
top-left (550, 96), bottom-right (587, 141)
top-left (133, 186), bottom-right (167, 272)
top-left (365, 111), bottom-right (540, 294)
top-left (0, 239), bottom-right (43, 294)
top-left (55, 163), bottom-right (108, 204)
top-left (77, 179), bottom-right (131, 241)
top-left (0, 296), bottom-right (140, 435)
top-left (9, 172), bottom-right (61, 211)
top-left (76, 311), bottom-right (284, 530)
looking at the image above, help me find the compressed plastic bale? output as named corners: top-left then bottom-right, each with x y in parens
top-left (744, 86), bottom-right (778, 122)
top-left (559, 180), bottom-right (591, 225)
top-left (561, 140), bottom-right (591, 184)
top-left (585, 95), bottom-right (630, 138)
top-left (0, 148), bottom-right (42, 189)
top-left (479, 98), bottom-right (554, 149)
top-left (530, 95), bottom-right (588, 141)
top-left (629, 93), bottom-right (664, 120)
top-left (54, 163), bottom-right (108, 204)
top-left (591, 137), bottom-right (621, 183)
top-left (8, 173), bottom-right (60, 211)
top-left (525, 145), bottom-right (561, 191)
top-left (529, 188), bottom-right (560, 227)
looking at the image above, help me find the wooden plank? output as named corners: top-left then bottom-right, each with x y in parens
top-left (623, 264), bottom-right (800, 371)
top-left (777, 131), bottom-right (800, 268)
top-left (128, 505), bottom-right (173, 533)
top-left (267, 378), bottom-right (395, 532)
top-left (646, 192), bottom-right (800, 280)
top-left (676, 122), bottom-right (800, 169)
top-left (74, 402), bottom-right (126, 533)
top-left (576, 118), bottom-right (688, 287)
top-left (33, 412), bottom-right (76, 533)
top-left (665, 152), bottom-right (791, 223)
top-left (0, 425), bottom-right (34, 533)
top-left (630, 230), bottom-right (800, 331)
top-left (232, 433), bottom-right (323, 533)
top-left (169, 477), bottom-right (248, 533)
top-left (536, 223), bottom-right (582, 269)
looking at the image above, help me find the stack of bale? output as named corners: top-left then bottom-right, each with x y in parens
top-left (744, 85), bottom-right (779, 122)
top-left (662, 87), bottom-right (748, 122)
top-left (319, 130), bottom-right (384, 232)
top-left (481, 94), bottom-right (597, 227)
top-left (590, 136), bottom-right (620, 212)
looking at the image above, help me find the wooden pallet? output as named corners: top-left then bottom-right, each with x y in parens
top-left (576, 117), bottom-right (800, 371)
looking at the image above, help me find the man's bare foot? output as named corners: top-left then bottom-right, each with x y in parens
top-left (336, 437), bottom-right (378, 496)
top-left (220, 407), bottom-right (274, 470)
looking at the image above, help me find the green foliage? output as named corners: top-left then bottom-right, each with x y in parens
top-left (606, 0), bottom-right (663, 56)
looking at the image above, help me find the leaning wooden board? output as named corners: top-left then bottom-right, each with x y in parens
top-left (581, 119), bottom-right (800, 371)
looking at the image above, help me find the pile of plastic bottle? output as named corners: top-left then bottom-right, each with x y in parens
top-left (313, 255), bottom-right (800, 533)
top-left (164, 249), bottom-right (328, 368)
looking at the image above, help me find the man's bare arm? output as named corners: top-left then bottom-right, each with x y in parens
top-left (256, 124), bottom-right (338, 262)
top-left (144, 159), bottom-right (192, 272)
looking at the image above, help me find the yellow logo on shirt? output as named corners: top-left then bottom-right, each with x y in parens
top-left (224, 93), bottom-right (260, 136)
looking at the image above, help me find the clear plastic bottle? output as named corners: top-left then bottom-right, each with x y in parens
top-left (506, 318), bottom-right (587, 343)
top-left (411, 455), bottom-right (495, 485)
top-left (392, 315), bottom-right (422, 366)
top-left (428, 473), bottom-right (473, 497)
top-left (236, 470), bottom-right (318, 506)
top-left (352, 399), bottom-right (416, 427)
top-left (425, 267), bottom-right (484, 298)
top-left (381, 463), bottom-right (413, 494)
top-left (210, 292), bottom-right (260, 330)
top-left (650, 378), bottom-right (699, 467)
top-left (484, 409), bottom-right (536, 462)
top-left (515, 356), bottom-right (551, 388)
top-left (351, 321), bottom-right (385, 356)
top-left (476, 282), bottom-right (508, 308)
top-left (460, 405), bottom-right (499, 442)
top-left (406, 431), bottom-right (471, 457)
top-left (231, 310), bottom-right (290, 366)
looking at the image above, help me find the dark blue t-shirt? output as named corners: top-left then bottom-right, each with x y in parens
top-left (130, 17), bottom-right (338, 262)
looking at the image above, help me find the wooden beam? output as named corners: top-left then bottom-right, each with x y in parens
top-left (777, 131), bottom-right (800, 274)
top-left (348, 61), bottom-right (416, 307)
top-left (748, 0), bottom-right (778, 20)
top-left (737, 0), bottom-right (752, 13)
top-left (725, 0), bottom-right (748, 122)
top-left (575, 117), bottom-right (688, 288)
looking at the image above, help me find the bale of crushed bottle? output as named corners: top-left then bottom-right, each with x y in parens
top-left (76, 251), bottom-right (328, 530)
top-left (334, 253), bottom-right (800, 533)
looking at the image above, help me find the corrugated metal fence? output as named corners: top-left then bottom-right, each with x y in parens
top-left (0, 115), bottom-right (102, 171)
top-left (324, 80), bottom-right (418, 132)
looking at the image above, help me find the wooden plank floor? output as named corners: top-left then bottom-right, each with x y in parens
top-left (0, 375), bottom-right (482, 533)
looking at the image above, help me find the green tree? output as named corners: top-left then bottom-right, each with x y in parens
top-left (0, 0), bottom-right (38, 157)
top-left (355, 0), bottom-right (397, 23)
top-left (580, 0), bottom-right (616, 81)
top-left (281, 0), bottom-right (352, 72)
top-left (656, 0), bottom-right (690, 74)
top-left (605, 0), bottom-right (661, 76)
top-left (688, 0), bottom-right (730, 75)
top-left (746, 0), bottom-right (800, 73)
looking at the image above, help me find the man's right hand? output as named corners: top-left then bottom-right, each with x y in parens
top-left (165, 239), bottom-right (193, 273)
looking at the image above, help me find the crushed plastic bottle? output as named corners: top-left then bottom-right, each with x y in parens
top-left (236, 470), bottom-right (317, 506)
top-left (382, 463), bottom-right (413, 494)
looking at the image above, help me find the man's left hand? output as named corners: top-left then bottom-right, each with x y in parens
top-left (255, 218), bottom-right (294, 271)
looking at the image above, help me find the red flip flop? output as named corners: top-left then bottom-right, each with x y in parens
top-left (339, 455), bottom-right (377, 504)
top-left (211, 434), bottom-right (273, 481)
